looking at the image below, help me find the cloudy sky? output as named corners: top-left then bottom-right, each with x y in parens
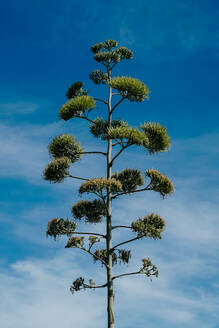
top-left (0, 0), bottom-right (219, 327)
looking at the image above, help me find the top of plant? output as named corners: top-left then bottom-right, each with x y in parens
top-left (90, 39), bottom-right (133, 68)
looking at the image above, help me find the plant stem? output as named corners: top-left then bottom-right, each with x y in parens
top-left (106, 68), bottom-right (114, 328)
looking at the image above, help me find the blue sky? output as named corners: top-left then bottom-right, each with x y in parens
top-left (0, 0), bottom-right (219, 327)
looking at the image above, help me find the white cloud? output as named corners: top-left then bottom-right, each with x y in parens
top-left (1, 246), bottom-right (219, 328)
top-left (0, 101), bottom-right (39, 115)
top-left (0, 120), bottom-right (106, 184)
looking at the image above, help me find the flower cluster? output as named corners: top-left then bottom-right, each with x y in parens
top-left (110, 76), bottom-right (149, 102)
top-left (89, 117), bottom-right (128, 140)
top-left (79, 178), bottom-right (122, 195)
top-left (46, 218), bottom-right (77, 240)
top-left (89, 69), bottom-right (108, 85)
top-left (72, 199), bottom-right (106, 223)
top-left (141, 122), bottom-right (171, 153)
top-left (107, 126), bottom-right (149, 148)
top-left (89, 236), bottom-right (100, 248)
top-left (131, 213), bottom-right (165, 239)
top-left (65, 236), bottom-right (85, 248)
top-left (146, 169), bottom-right (174, 197)
top-left (59, 95), bottom-right (96, 121)
top-left (140, 258), bottom-right (158, 278)
top-left (112, 169), bottom-right (144, 193)
top-left (91, 39), bottom-right (133, 67)
top-left (93, 249), bottom-right (117, 266)
top-left (43, 157), bottom-right (71, 183)
top-left (65, 81), bottom-right (87, 99)
top-left (70, 277), bottom-right (85, 294)
top-left (48, 134), bottom-right (83, 163)
top-left (117, 249), bottom-right (131, 264)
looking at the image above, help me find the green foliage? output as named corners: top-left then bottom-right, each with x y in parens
top-left (114, 47), bottom-right (133, 60)
top-left (59, 95), bottom-right (96, 121)
top-left (79, 178), bottom-right (122, 195)
top-left (141, 122), bottom-right (171, 153)
top-left (65, 236), bottom-right (85, 248)
top-left (131, 213), bottom-right (166, 239)
top-left (107, 126), bottom-right (149, 148)
top-left (70, 277), bottom-right (85, 294)
top-left (112, 169), bottom-right (144, 193)
top-left (89, 69), bottom-right (108, 85)
top-left (48, 134), bottom-right (83, 163)
top-left (146, 169), bottom-right (174, 197)
top-left (103, 39), bottom-right (118, 50)
top-left (46, 218), bottom-right (77, 240)
top-left (110, 76), bottom-right (149, 102)
top-left (43, 157), bottom-right (70, 183)
top-left (91, 40), bottom-right (133, 66)
top-left (91, 42), bottom-right (105, 53)
top-left (66, 81), bottom-right (87, 99)
top-left (89, 117), bottom-right (129, 140)
top-left (72, 199), bottom-right (106, 223)
top-left (140, 258), bottom-right (158, 278)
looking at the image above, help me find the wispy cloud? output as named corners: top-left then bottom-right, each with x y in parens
top-left (0, 101), bottom-right (39, 115)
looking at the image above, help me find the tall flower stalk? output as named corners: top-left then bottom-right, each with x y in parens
top-left (43, 39), bottom-right (174, 328)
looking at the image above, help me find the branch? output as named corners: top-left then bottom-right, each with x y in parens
top-left (112, 236), bottom-right (141, 251)
top-left (112, 225), bottom-right (131, 230)
top-left (80, 151), bottom-right (107, 156)
top-left (72, 231), bottom-right (106, 238)
top-left (111, 96), bottom-right (126, 113)
top-left (112, 184), bottom-right (151, 199)
top-left (112, 93), bottom-right (121, 96)
top-left (67, 174), bottom-right (89, 181)
top-left (94, 98), bottom-right (108, 105)
top-left (112, 270), bottom-right (141, 280)
top-left (84, 282), bottom-right (108, 289)
top-left (74, 115), bottom-right (96, 124)
top-left (112, 141), bottom-right (128, 147)
top-left (110, 145), bottom-right (129, 166)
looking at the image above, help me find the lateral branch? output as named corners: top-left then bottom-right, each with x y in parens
top-left (112, 236), bottom-right (141, 251)
top-left (84, 282), bottom-right (108, 289)
top-left (112, 271), bottom-right (141, 280)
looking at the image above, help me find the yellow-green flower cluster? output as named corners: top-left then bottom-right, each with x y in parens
top-left (140, 258), bottom-right (158, 278)
top-left (110, 76), bottom-right (149, 102)
top-left (146, 169), bottom-right (174, 197)
top-left (65, 236), bottom-right (85, 248)
top-left (59, 95), bottom-right (96, 121)
top-left (43, 157), bottom-right (71, 183)
top-left (89, 117), bottom-right (128, 140)
top-left (46, 218), bottom-right (77, 240)
top-left (79, 178), bottom-right (122, 195)
top-left (89, 236), bottom-right (100, 248)
top-left (141, 122), bottom-right (171, 153)
top-left (112, 169), bottom-right (144, 193)
top-left (48, 134), bottom-right (83, 163)
top-left (107, 126), bottom-right (149, 148)
top-left (72, 199), bottom-right (106, 223)
top-left (131, 213), bottom-right (165, 239)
